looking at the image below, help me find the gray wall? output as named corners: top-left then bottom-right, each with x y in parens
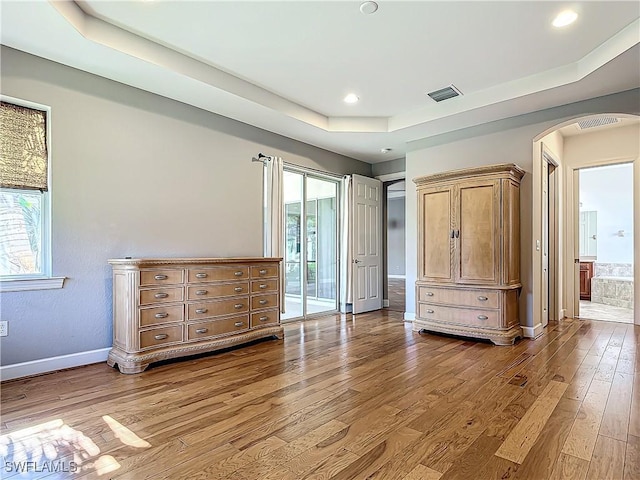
top-left (387, 196), bottom-right (406, 276)
top-left (372, 157), bottom-right (405, 177)
top-left (406, 88), bottom-right (640, 328)
top-left (0, 47), bottom-right (371, 365)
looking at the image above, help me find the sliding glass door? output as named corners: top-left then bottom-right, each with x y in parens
top-left (282, 169), bottom-right (338, 321)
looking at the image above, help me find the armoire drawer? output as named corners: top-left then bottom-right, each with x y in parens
top-left (418, 303), bottom-right (502, 328)
top-left (418, 286), bottom-right (499, 309)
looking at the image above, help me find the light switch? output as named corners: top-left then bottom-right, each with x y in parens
top-left (536, 240), bottom-right (540, 251)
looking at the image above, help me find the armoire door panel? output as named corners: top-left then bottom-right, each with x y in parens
top-left (457, 181), bottom-right (499, 284)
top-left (421, 188), bottom-right (453, 282)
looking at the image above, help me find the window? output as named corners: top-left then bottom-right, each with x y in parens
top-left (0, 97), bottom-right (63, 291)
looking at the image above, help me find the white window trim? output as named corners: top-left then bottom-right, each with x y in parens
top-left (1, 95), bottom-right (63, 291)
top-left (0, 276), bottom-right (66, 292)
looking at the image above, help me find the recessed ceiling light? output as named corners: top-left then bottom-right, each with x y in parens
top-left (360, 1), bottom-right (379, 15)
top-left (380, 148), bottom-right (392, 154)
top-left (552, 10), bottom-right (578, 27)
top-left (344, 93), bottom-right (359, 104)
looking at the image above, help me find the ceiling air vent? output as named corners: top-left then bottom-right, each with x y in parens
top-left (427, 84), bottom-right (463, 102)
top-left (577, 117), bottom-right (620, 130)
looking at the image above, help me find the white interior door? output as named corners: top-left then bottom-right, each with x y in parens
top-left (542, 159), bottom-right (549, 327)
top-left (352, 174), bottom-right (383, 314)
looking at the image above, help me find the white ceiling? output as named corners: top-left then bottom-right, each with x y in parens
top-left (1, 1), bottom-right (639, 164)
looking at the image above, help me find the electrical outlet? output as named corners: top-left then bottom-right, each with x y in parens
top-left (0, 321), bottom-right (8, 337)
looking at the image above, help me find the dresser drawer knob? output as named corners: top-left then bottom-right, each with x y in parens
top-left (259, 284), bottom-right (268, 289)
top-left (155, 313), bottom-right (169, 319)
top-left (259, 299), bottom-right (268, 305)
top-left (195, 308), bottom-right (208, 314)
top-left (259, 316), bottom-right (269, 322)
top-left (234, 287), bottom-right (243, 292)
top-left (425, 309), bottom-right (434, 314)
top-left (425, 292), bottom-right (434, 297)
top-left (196, 290), bottom-right (208, 295)
top-left (195, 273), bottom-right (208, 279)
top-left (259, 269), bottom-right (268, 275)
top-left (477, 296), bottom-right (488, 302)
top-left (234, 304), bottom-right (244, 309)
top-left (154, 334), bottom-right (169, 340)
top-left (234, 271), bottom-right (244, 277)
top-left (234, 322), bottom-right (244, 327)
top-left (154, 293), bottom-right (169, 299)
top-left (477, 315), bottom-right (489, 321)
top-left (195, 328), bottom-right (208, 334)
top-left (154, 274), bottom-right (168, 280)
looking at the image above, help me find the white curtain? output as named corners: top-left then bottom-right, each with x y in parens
top-left (340, 175), bottom-right (353, 312)
top-left (263, 156), bottom-right (285, 313)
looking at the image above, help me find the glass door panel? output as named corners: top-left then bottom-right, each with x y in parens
top-left (283, 171), bottom-right (304, 320)
top-left (306, 177), bottom-right (337, 315)
top-left (282, 170), bottom-right (338, 321)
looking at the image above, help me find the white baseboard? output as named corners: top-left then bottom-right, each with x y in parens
top-left (383, 299), bottom-right (390, 307)
top-left (1, 348), bottom-right (110, 381)
top-left (404, 312), bottom-right (416, 322)
top-left (522, 323), bottom-right (544, 339)
top-left (387, 275), bottom-right (406, 279)
top-left (560, 309), bottom-right (566, 319)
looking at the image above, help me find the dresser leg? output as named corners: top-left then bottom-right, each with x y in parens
top-left (117, 362), bottom-right (150, 374)
top-left (489, 336), bottom-right (517, 346)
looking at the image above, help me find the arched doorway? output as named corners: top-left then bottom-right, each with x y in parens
top-left (532, 114), bottom-right (640, 329)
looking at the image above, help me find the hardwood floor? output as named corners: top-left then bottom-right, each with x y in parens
top-left (1, 311), bottom-right (638, 479)
top-left (386, 278), bottom-right (406, 312)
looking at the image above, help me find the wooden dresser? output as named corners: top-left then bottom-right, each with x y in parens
top-left (413, 164), bottom-right (524, 346)
top-left (107, 257), bottom-right (283, 373)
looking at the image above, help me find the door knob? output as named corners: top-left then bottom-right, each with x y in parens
top-left (354, 259), bottom-right (361, 264)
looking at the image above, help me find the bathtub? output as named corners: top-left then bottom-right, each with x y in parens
top-left (591, 276), bottom-right (634, 309)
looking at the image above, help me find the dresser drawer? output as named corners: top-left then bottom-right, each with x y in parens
top-left (418, 286), bottom-right (499, 309)
top-left (251, 293), bottom-right (278, 310)
top-left (250, 265), bottom-right (278, 278)
top-left (139, 287), bottom-right (184, 306)
top-left (140, 269), bottom-right (184, 286)
top-left (188, 266), bottom-right (249, 283)
top-left (187, 282), bottom-right (249, 300)
top-left (251, 309), bottom-right (279, 328)
top-left (187, 297), bottom-right (249, 320)
top-left (418, 303), bottom-right (502, 328)
top-left (139, 305), bottom-right (184, 327)
top-left (187, 315), bottom-right (249, 340)
top-left (139, 325), bottom-right (183, 349)
top-left (250, 279), bottom-right (278, 293)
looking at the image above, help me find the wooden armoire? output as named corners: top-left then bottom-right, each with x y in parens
top-left (413, 164), bottom-right (524, 346)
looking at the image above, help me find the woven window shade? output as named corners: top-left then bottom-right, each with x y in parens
top-left (0, 101), bottom-right (48, 191)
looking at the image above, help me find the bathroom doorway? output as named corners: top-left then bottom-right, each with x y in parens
top-left (577, 162), bottom-right (634, 323)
